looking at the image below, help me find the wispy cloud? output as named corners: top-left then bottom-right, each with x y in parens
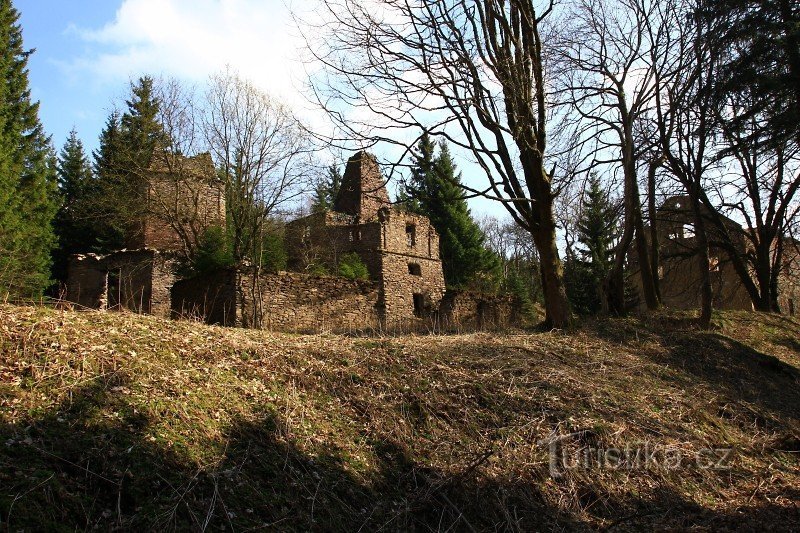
top-left (59, 0), bottom-right (313, 111)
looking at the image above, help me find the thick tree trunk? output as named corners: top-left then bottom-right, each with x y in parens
top-left (532, 220), bottom-right (571, 329)
top-left (690, 195), bottom-right (713, 329)
top-left (647, 158), bottom-right (663, 302)
top-left (628, 166), bottom-right (660, 311)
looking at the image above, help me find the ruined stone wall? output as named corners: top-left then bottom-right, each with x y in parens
top-left (66, 255), bottom-right (108, 310)
top-left (653, 252), bottom-right (752, 311)
top-left (173, 269), bottom-right (382, 333)
top-left (334, 151), bottom-right (390, 221)
top-left (66, 250), bottom-right (176, 317)
top-left (125, 152), bottom-right (226, 252)
top-left (239, 271), bottom-right (381, 333)
top-left (438, 291), bottom-right (522, 332)
top-left (171, 269), bottom-right (239, 326)
top-left (375, 208), bottom-right (445, 324)
top-left (635, 196), bottom-right (753, 311)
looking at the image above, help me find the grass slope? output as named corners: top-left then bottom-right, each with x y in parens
top-left (1, 305), bottom-right (798, 531)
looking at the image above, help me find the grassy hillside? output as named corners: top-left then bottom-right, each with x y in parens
top-left (1, 304), bottom-right (798, 531)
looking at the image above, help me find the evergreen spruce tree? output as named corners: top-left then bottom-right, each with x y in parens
top-left (0, 1), bottom-right (58, 297)
top-left (699, 0), bottom-right (800, 147)
top-left (311, 164), bottom-right (342, 213)
top-left (565, 175), bottom-right (619, 315)
top-left (91, 111), bottom-right (125, 252)
top-left (119, 76), bottom-right (165, 170)
top-left (92, 77), bottom-right (167, 251)
top-left (405, 134), bottom-right (500, 288)
top-left (52, 128), bottom-right (95, 283)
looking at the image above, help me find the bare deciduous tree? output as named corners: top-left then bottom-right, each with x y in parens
top-left (203, 69), bottom-right (315, 267)
top-left (303, 0), bottom-right (571, 327)
top-left (554, 0), bottom-right (675, 314)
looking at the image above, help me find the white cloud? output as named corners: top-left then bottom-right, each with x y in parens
top-left (62, 0), bottom-right (315, 113)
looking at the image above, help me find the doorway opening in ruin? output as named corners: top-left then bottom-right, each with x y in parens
top-left (107, 270), bottom-right (121, 311)
top-left (413, 293), bottom-right (424, 317)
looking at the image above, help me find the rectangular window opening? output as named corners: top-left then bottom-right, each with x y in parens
top-left (406, 223), bottom-right (416, 247)
top-left (408, 263), bottom-right (422, 276)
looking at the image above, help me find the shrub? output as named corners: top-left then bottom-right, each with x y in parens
top-left (337, 253), bottom-right (369, 280)
top-left (192, 226), bottom-right (234, 275)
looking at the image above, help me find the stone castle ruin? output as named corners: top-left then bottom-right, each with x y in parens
top-left (634, 195), bottom-right (799, 315)
top-left (67, 150), bottom-right (520, 333)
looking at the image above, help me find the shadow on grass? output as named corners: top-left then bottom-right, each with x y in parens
top-left (1, 369), bottom-right (798, 531)
top-left (590, 315), bottom-right (800, 424)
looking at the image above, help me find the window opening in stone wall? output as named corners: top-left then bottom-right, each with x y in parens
top-left (709, 256), bottom-right (720, 272)
top-left (348, 230), bottom-right (354, 242)
top-left (790, 298), bottom-right (795, 316)
top-left (683, 223), bottom-right (695, 238)
top-left (408, 263), bottom-right (422, 276)
top-left (406, 223), bottom-right (416, 247)
top-left (413, 293), bottom-right (424, 317)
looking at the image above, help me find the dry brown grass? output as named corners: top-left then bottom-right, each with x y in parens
top-left (0, 304), bottom-right (798, 531)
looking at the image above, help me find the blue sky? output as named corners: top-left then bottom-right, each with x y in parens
top-left (17, 0), bottom-right (310, 153)
top-left (16, 0), bottom-right (503, 218)
top-left (19, 0), bottom-right (122, 151)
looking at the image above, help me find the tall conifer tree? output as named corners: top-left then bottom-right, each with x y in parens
top-left (565, 176), bottom-right (619, 315)
top-left (0, 0), bottom-right (58, 297)
top-left (311, 164), bottom-right (343, 213)
top-left (404, 135), bottom-right (499, 288)
top-left (52, 128), bottom-right (95, 282)
top-left (92, 77), bottom-right (167, 251)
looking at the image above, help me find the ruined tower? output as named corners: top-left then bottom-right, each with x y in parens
top-left (333, 151), bottom-right (390, 220)
top-left (285, 150), bottom-right (446, 326)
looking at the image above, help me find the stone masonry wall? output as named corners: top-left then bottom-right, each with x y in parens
top-left (173, 270), bottom-right (382, 333)
top-left (66, 250), bottom-right (176, 317)
top-left (239, 271), bottom-right (381, 333)
top-left (334, 151), bottom-right (390, 221)
top-left (438, 291), bottom-right (522, 332)
top-left (171, 269), bottom-right (239, 326)
top-left (376, 208), bottom-right (446, 325)
top-left (125, 152), bottom-right (226, 252)
top-left (66, 255), bottom-right (108, 310)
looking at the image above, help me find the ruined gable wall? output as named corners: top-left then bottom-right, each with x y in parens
top-left (334, 151), bottom-right (390, 220)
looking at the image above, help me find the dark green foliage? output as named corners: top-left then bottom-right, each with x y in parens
top-left (191, 226), bottom-right (234, 275)
top-left (260, 228), bottom-right (287, 273)
top-left (0, 1), bottom-right (58, 297)
top-left (337, 252), bottom-right (369, 280)
top-left (90, 112), bottom-right (126, 252)
top-left (503, 264), bottom-right (538, 318)
top-left (92, 77), bottom-right (168, 252)
top-left (119, 76), bottom-right (167, 170)
top-left (699, 0), bottom-right (800, 147)
top-left (564, 258), bottom-right (597, 316)
top-left (403, 135), bottom-right (500, 288)
top-left (52, 129), bottom-right (96, 284)
top-left (565, 176), bottom-right (619, 315)
top-left (311, 164), bottom-right (342, 213)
